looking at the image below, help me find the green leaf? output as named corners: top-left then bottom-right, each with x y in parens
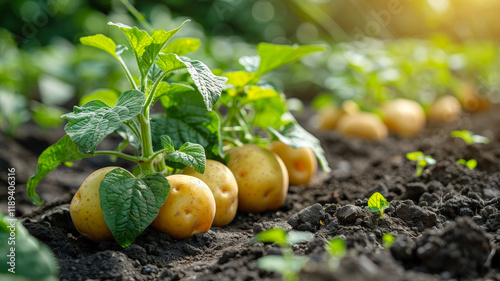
top-left (108, 22), bottom-right (152, 58)
top-left (79, 88), bottom-right (120, 107)
top-left (62, 90), bottom-right (145, 153)
top-left (160, 135), bottom-right (175, 152)
top-left (246, 85), bottom-right (279, 101)
top-left (162, 38), bottom-right (201, 56)
top-left (256, 43), bottom-right (326, 75)
top-left (406, 151), bottom-right (424, 161)
top-left (382, 233), bottom-right (395, 249)
top-left (163, 139), bottom-right (206, 174)
top-left (239, 55), bottom-right (260, 73)
top-left (27, 135), bottom-right (89, 205)
top-left (451, 130), bottom-right (490, 144)
top-left (0, 214), bottom-right (58, 280)
top-left (286, 231), bottom-right (314, 245)
top-left (257, 255), bottom-right (309, 274)
top-left (267, 121), bottom-right (331, 173)
top-left (458, 159), bottom-right (477, 169)
top-left (99, 168), bottom-right (170, 247)
top-left (32, 103), bottom-right (65, 128)
top-left (326, 237), bottom-right (346, 258)
top-left (224, 71), bottom-right (258, 89)
top-left (152, 90), bottom-right (222, 158)
top-left (457, 159), bottom-right (467, 165)
top-left (154, 82), bottom-right (195, 100)
top-left (80, 34), bottom-right (119, 59)
top-left (251, 92), bottom-right (287, 130)
top-left (255, 228), bottom-right (287, 244)
top-left (157, 54), bottom-right (227, 110)
top-left (367, 192), bottom-right (390, 214)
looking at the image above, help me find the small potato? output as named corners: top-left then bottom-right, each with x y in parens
top-left (151, 175), bottom-right (216, 240)
top-left (460, 83), bottom-right (491, 112)
top-left (227, 144), bottom-right (288, 214)
top-left (183, 160), bottom-right (238, 227)
top-left (314, 100), bottom-right (360, 131)
top-left (337, 112), bottom-right (388, 141)
top-left (428, 95), bottom-right (461, 122)
top-left (382, 99), bottom-right (426, 138)
top-left (269, 141), bottom-right (317, 186)
top-left (70, 167), bottom-right (117, 242)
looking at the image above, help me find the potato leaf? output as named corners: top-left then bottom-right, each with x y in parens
top-left (62, 90), bottom-right (145, 153)
top-left (80, 34), bottom-right (119, 59)
top-left (27, 135), bottom-right (89, 205)
top-left (255, 228), bottom-right (287, 244)
top-left (0, 214), bottom-right (59, 280)
top-left (267, 121), bottom-right (331, 173)
top-left (256, 43), bottom-right (326, 75)
top-left (366, 192), bottom-right (390, 216)
top-left (251, 90), bottom-right (287, 130)
top-left (162, 38), bottom-right (201, 56)
top-left (239, 55), bottom-right (260, 73)
top-left (286, 231), bottom-right (314, 245)
top-left (99, 168), bottom-right (170, 248)
top-left (326, 237), bottom-right (346, 258)
top-left (157, 54), bottom-right (227, 111)
top-left (79, 88), bottom-right (120, 107)
top-left (108, 22), bottom-right (152, 58)
top-left (161, 136), bottom-right (207, 174)
top-left (224, 71), bottom-right (258, 89)
top-left (257, 255), bottom-right (309, 275)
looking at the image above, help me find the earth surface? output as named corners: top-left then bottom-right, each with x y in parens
top-left (1, 106), bottom-right (499, 281)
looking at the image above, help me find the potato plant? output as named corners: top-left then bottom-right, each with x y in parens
top-left (26, 21), bottom-right (228, 247)
top-left (406, 151), bottom-right (436, 178)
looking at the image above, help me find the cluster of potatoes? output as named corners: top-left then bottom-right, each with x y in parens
top-left (70, 142), bottom-right (317, 242)
top-left (315, 95), bottom-right (465, 141)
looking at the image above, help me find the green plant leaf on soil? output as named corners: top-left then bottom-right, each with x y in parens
top-left (79, 88), bottom-right (120, 107)
top-left (162, 38), bottom-right (201, 56)
top-left (256, 43), bottom-right (326, 75)
top-left (458, 158), bottom-right (477, 169)
top-left (0, 214), bottom-right (59, 280)
top-left (27, 135), bottom-right (90, 205)
top-left (267, 121), bottom-right (331, 173)
top-left (224, 71), bottom-right (258, 89)
top-left (366, 192), bottom-right (390, 215)
top-left (80, 34), bottom-right (119, 59)
top-left (99, 168), bottom-right (170, 248)
top-left (326, 237), bottom-right (346, 258)
top-left (257, 255), bottom-right (309, 275)
top-left (152, 90), bottom-right (222, 159)
top-left (451, 130), bottom-right (490, 144)
top-left (286, 231), bottom-right (314, 245)
top-left (156, 54), bottom-right (228, 110)
top-left (406, 151), bottom-right (424, 161)
top-left (382, 233), bottom-right (395, 249)
top-left (161, 135), bottom-right (206, 174)
top-left (62, 90), bottom-right (145, 153)
top-left (255, 228), bottom-right (287, 245)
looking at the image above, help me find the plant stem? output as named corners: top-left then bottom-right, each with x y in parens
top-left (117, 56), bottom-right (138, 90)
top-left (119, 0), bottom-right (154, 33)
top-left (138, 114), bottom-right (155, 172)
top-left (91, 151), bottom-right (144, 162)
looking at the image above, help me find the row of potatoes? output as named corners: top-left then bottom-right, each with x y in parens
top-left (69, 142), bottom-right (317, 242)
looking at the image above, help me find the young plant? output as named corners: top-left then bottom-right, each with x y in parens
top-left (325, 237), bottom-right (346, 271)
top-left (255, 228), bottom-right (313, 281)
top-left (366, 192), bottom-right (390, 218)
top-left (382, 233), bottom-right (395, 249)
top-left (406, 151), bottom-right (436, 178)
top-left (457, 159), bottom-right (478, 170)
top-left (27, 21), bottom-right (228, 247)
top-left (451, 130), bottom-right (490, 144)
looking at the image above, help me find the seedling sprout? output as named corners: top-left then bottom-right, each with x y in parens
top-left (325, 237), bottom-right (346, 270)
top-left (406, 151), bottom-right (436, 178)
top-left (366, 192), bottom-right (390, 218)
top-left (457, 159), bottom-right (478, 170)
top-left (255, 228), bottom-right (313, 281)
top-left (382, 233), bottom-right (395, 249)
top-left (451, 130), bottom-right (490, 145)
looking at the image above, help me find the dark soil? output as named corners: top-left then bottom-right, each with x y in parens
top-left (1, 107), bottom-right (499, 281)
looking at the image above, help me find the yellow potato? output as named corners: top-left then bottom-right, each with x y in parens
top-left (269, 141), bottom-right (317, 186)
top-left (428, 95), bottom-right (461, 122)
top-left (382, 99), bottom-right (426, 138)
top-left (337, 112), bottom-right (388, 141)
top-left (459, 83), bottom-right (491, 112)
top-left (151, 175), bottom-right (216, 240)
top-left (70, 167), bottom-right (117, 242)
top-left (183, 160), bottom-right (238, 227)
top-left (315, 100), bottom-right (360, 131)
top-left (226, 144), bottom-right (289, 214)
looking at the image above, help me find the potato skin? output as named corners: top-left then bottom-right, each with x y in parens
top-left (269, 141), bottom-right (317, 186)
top-left (151, 175), bottom-right (216, 240)
top-left (382, 99), bottom-right (425, 138)
top-left (226, 144), bottom-right (289, 214)
top-left (428, 95), bottom-right (461, 122)
top-left (70, 167), bottom-right (116, 242)
top-left (337, 112), bottom-right (388, 141)
top-left (315, 101), bottom-right (359, 131)
top-left (183, 160), bottom-right (238, 227)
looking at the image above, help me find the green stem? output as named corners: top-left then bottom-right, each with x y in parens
top-left (119, 0), bottom-right (154, 33)
top-left (91, 151), bottom-right (144, 162)
top-left (144, 72), bottom-right (167, 116)
top-left (138, 114), bottom-right (155, 172)
top-left (117, 55), bottom-right (138, 90)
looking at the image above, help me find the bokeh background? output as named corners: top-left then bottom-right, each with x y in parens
top-left (1, 0), bottom-right (500, 136)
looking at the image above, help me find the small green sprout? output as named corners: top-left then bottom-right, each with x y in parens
top-left (406, 151), bottom-right (436, 177)
top-left (382, 233), bottom-right (395, 249)
top-left (325, 237), bottom-right (346, 270)
top-left (366, 192), bottom-right (390, 218)
top-left (451, 130), bottom-right (490, 145)
top-left (457, 159), bottom-right (477, 170)
top-left (255, 228), bottom-right (313, 281)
